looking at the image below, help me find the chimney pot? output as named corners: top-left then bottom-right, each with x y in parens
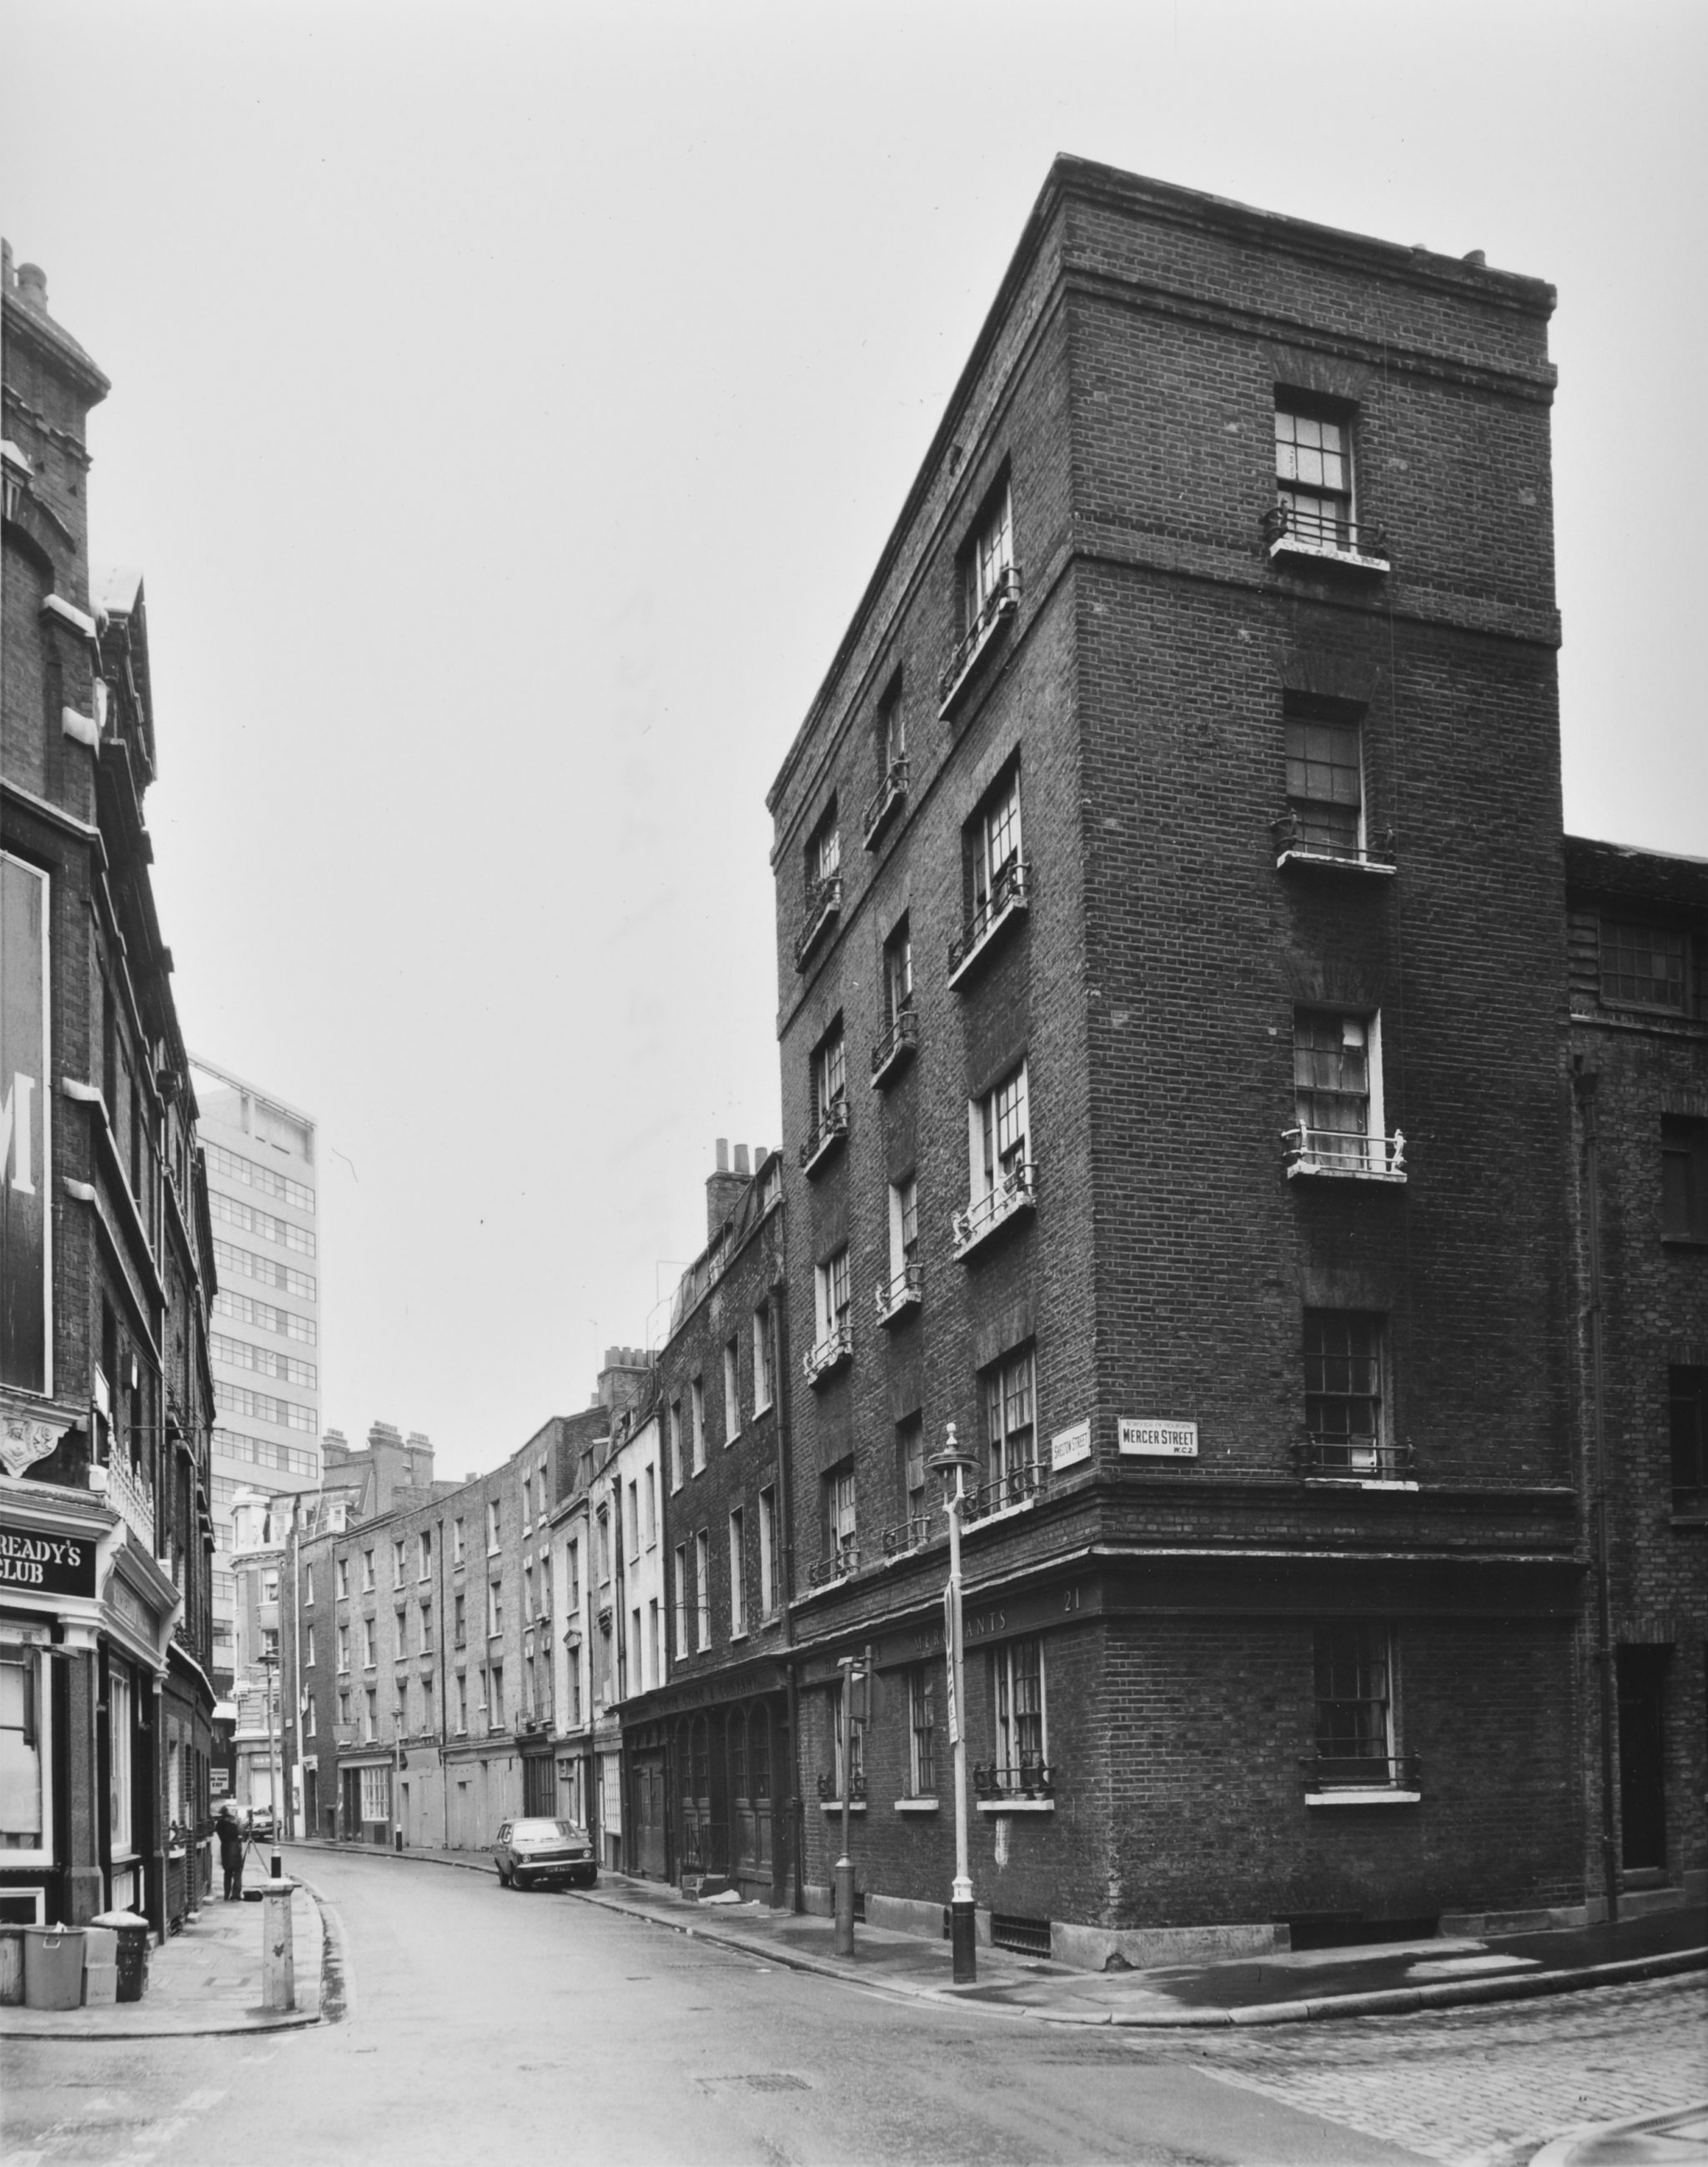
top-left (17, 262), bottom-right (48, 313)
top-left (716, 1138), bottom-right (729, 1173)
top-left (734, 1144), bottom-right (750, 1176)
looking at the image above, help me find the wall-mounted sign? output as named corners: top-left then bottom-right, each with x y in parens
top-left (1119, 1419), bottom-right (1198, 1458)
top-left (1050, 1420), bottom-right (1092, 1471)
top-left (1, 855), bottom-right (52, 1396)
top-left (0, 1522), bottom-right (97, 1599)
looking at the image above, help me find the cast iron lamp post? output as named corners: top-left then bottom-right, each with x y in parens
top-left (929, 1422), bottom-right (979, 1983)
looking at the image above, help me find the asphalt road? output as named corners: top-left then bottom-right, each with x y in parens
top-left (3, 1849), bottom-right (1701, 2167)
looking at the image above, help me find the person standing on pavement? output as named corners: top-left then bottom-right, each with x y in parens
top-left (218, 1804), bottom-right (245, 1901)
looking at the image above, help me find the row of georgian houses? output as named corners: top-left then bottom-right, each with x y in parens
top-left (276, 158), bottom-right (1703, 1965)
top-left (3, 246), bottom-right (219, 1939)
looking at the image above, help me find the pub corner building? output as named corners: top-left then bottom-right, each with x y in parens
top-left (3, 241), bottom-right (219, 1938)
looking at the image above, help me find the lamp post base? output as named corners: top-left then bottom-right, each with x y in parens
top-left (949, 1898), bottom-right (977, 1984)
top-left (833, 1858), bottom-right (856, 1957)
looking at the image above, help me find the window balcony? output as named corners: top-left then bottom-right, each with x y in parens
top-left (947, 858), bottom-right (1031, 988)
top-left (973, 1760), bottom-right (1055, 1804)
top-left (1284, 1126), bottom-right (1406, 1183)
top-left (794, 872), bottom-right (843, 970)
top-left (863, 757), bottom-right (910, 849)
top-left (869, 1005), bottom-right (918, 1086)
top-left (962, 1458), bottom-right (1047, 1529)
top-left (938, 564), bottom-right (1022, 715)
top-left (875, 1260), bottom-right (922, 1326)
top-left (801, 1322), bottom-right (854, 1386)
top-left (806, 1544), bottom-right (860, 1587)
top-left (952, 1161), bottom-right (1035, 1259)
top-left (880, 1513), bottom-right (936, 1561)
top-left (1301, 1752), bottom-right (1421, 1803)
top-left (1292, 1436), bottom-right (1416, 1484)
top-left (1271, 812), bottom-right (1396, 877)
top-left (799, 1096), bottom-right (849, 1175)
top-left (1263, 503), bottom-right (1389, 573)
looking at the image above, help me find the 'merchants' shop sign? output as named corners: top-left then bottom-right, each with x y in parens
top-left (0, 1524), bottom-right (98, 1598)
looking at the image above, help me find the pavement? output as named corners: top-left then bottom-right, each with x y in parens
top-left (0, 1877), bottom-right (324, 2039)
top-left (298, 1836), bottom-right (1705, 2029)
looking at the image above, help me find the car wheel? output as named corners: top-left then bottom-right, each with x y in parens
top-left (515, 1871), bottom-right (530, 1892)
top-left (579, 1872), bottom-right (597, 1889)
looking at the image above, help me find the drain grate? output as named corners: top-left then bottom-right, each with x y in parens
top-left (697, 2073), bottom-right (811, 2094)
top-left (991, 1912), bottom-right (1052, 1959)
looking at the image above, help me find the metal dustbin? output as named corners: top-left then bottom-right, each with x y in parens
top-left (23, 1926), bottom-right (85, 2010)
top-left (92, 1911), bottom-right (151, 2003)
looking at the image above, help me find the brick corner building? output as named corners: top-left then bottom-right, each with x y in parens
top-left (3, 243), bottom-right (219, 1934)
top-left (764, 156), bottom-right (1590, 1961)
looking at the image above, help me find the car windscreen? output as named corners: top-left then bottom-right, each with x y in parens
top-left (513, 1820), bottom-right (583, 1841)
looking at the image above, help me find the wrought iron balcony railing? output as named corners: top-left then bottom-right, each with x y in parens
top-left (1300, 1752), bottom-right (1422, 1793)
top-left (863, 757), bottom-right (910, 848)
top-left (1293, 1435), bottom-right (1416, 1481)
top-left (938, 564), bottom-right (1022, 712)
top-left (1263, 502), bottom-right (1389, 571)
top-left (794, 872), bottom-right (843, 970)
top-left (875, 1259), bottom-right (922, 1325)
top-left (1284, 1126), bottom-right (1406, 1183)
top-left (799, 1095), bottom-right (849, 1174)
top-left (806, 1543), bottom-right (860, 1587)
top-left (880, 1513), bottom-right (936, 1560)
top-left (1271, 812), bottom-right (1397, 874)
top-left (801, 1322), bottom-right (854, 1386)
top-left (973, 1760), bottom-right (1055, 1802)
top-left (816, 1770), bottom-right (868, 1802)
top-left (869, 1004), bottom-right (918, 1086)
top-left (962, 1458), bottom-right (1047, 1527)
top-left (947, 857), bottom-right (1030, 987)
top-left (952, 1161), bottom-right (1036, 1259)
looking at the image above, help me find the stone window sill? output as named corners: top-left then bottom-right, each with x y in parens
top-left (1305, 1789), bottom-right (1421, 1807)
top-left (893, 1797), bottom-right (939, 1815)
top-left (976, 1797), bottom-right (1055, 1816)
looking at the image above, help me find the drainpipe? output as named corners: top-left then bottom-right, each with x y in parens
top-left (1574, 1063), bottom-right (1620, 1925)
top-left (438, 1517), bottom-right (450, 1850)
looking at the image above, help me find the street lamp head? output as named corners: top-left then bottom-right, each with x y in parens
top-left (928, 1420), bottom-right (977, 1484)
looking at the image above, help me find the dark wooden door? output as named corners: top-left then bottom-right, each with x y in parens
top-left (631, 1751), bottom-right (667, 1878)
top-left (1618, 1647), bottom-right (1670, 1872)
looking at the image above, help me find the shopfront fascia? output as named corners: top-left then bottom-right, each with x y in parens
top-left (1, 1473), bottom-right (183, 1930)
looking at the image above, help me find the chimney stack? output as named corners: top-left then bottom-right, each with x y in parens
top-left (706, 1139), bottom-right (749, 1243)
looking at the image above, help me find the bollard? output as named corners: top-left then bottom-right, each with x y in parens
top-left (260, 1879), bottom-right (295, 2013)
top-left (832, 1854), bottom-right (855, 1958)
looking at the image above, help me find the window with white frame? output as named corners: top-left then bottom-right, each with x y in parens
top-left (521, 1475), bottom-right (533, 1529)
top-left (452, 1518), bottom-right (465, 1566)
top-left (648, 1599), bottom-right (661, 1686)
top-left (1293, 1010), bottom-right (1385, 1169)
top-left (809, 1021), bottom-right (847, 1150)
top-left (1284, 701), bottom-right (1365, 857)
top-left (487, 1499), bottom-right (501, 1554)
top-left (815, 1247), bottom-right (851, 1352)
top-left (362, 1549), bottom-right (375, 1591)
top-left (1600, 920), bottom-right (1689, 1013)
top-left (597, 1506), bottom-right (611, 1584)
top-left (753, 1305), bottom-right (775, 1412)
top-left (1303, 1310), bottom-right (1389, 1474)
top-left (306, 1625), bottom-right (316, 1667)
top-left (524, 1562), bottom-right (536, 1622)
top-left (1313, 1622), bottom-right (1398, 1784)
top-left (364, 1687), bottom-right (377, 1741)
top-left (108, 1662), bottom-right (133, 1858)
top-left (831, 1674), bottom-right (865, 1799)
top-left (304, 1563), bottom-right (314, 1606)
top-left (627, 1480), bottom-right (640, 1561)
top-left (962, 767), bottom-right (1025, 957)
top-left (823, 1458), bottom-right (857, 1566)
top-left (336, 1623), bottom-right (349, 1672)
top-left (418, 1529), bottom-right (432, 1581)
top-left (359, 1763), bottom-right (388, 1821)
top-left (898, 1413), bottom-right (927, 1526)
top-left (724, 1337), bottom-right (741, 1442)
top-left (971, 1062), bottom-right (1030, 1207)
top-left (670, 1400), bottom-right (684, 1490)
top-left (983, 1347), bottom-right (1037, 1492)
top-left (694, 1529), bottom-right (711, 1652)
top-left (673, 1542), bottom-right (689, 1657)
top-left (644, 1465), bottom-right (657, 1547)
top-left (962, 480), bottom-right (1014, 634)
top-left (336, 1555), bottom-right (349, 1599)
top-left (809, 801), bottom-right (841, 889)
top-left (992, 1636), bottom-right (1045, 1786)
top-left (691, 1375), bottom-right (706, 1473)
top-left (486, 1580), bottom-right (503, 1638)
top-left (909, 1664), bottom-right (937, 1797)
top-left (566, 1538), bottom-right (580, 1611)
top-left (758, 1486), bottom-right (778, 1615)
top-left (729, 1508), bottom-right (746, 1637)
top-left (306, 1698), bottom-right (317, 1738)
top-left (888, 1174), bottom-right (919, 1298)
top-left (362, 1617), bottom-right (376, 1668)
top-left (880, 671), bottom-right (906, 770)
top-left (393, 1539), bottom-right (405, 1588)
top-left (1274, 400), bottom-right (1355, 550)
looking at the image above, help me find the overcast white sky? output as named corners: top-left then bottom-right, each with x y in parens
top-left (4, 1), bottom-right (1703, 1476)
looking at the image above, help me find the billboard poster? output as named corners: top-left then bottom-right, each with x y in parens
top-left (1, 853), bottom-right (51, 1395)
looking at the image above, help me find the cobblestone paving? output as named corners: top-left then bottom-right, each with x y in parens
top-left (1178, 1975), bottom-right (1706, 2166)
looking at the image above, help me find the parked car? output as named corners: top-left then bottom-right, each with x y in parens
top-left (247, 1808), bottom-right (277, 1842)
top-left (493, 1817), bottom-right (597, 1891)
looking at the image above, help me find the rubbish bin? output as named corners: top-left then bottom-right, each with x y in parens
top-left (92, 1911), bottom-right (151, 2003)
top-left (23, 1927), bottom-right (85, 2010)
top-left (81, 1924), bottom-right (118, 2006)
